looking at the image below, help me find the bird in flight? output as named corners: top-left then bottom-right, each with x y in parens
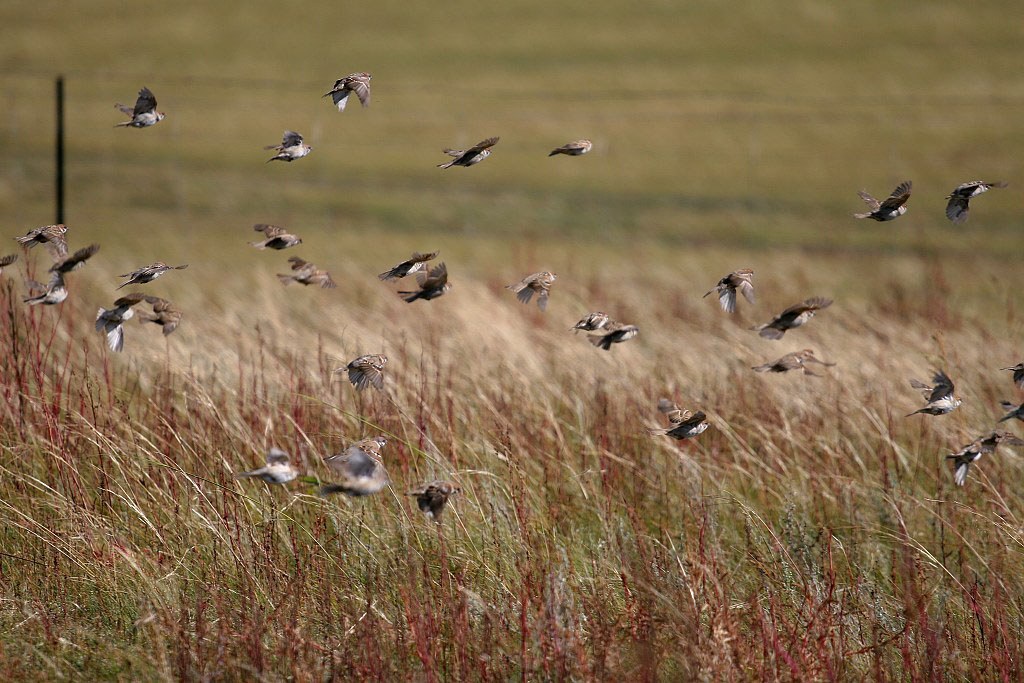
top-left (0, 253), bottom-right (16, 276)
top-left (437, 137), bottom-right (499, 168)
top-left (95, 292), bottom-right (147, 352)
top-left (398, 262), bottom-right (450, 302)
top-left (947, 431), bottom-right (1024, 486)
top-left (549, 139), bottom-right (592, 157)
top-left (648, 399), bottom-right (710, 440)
top-left (906, 369), bottom-right (961, 417)
top-left (114, 87), bottom-right (165, 128)
top-left (319, 441), bottom-right (389, 497)
top-left (117, 262), bottom-right (188, 289)
top-left (945, 180), bottom-right (1007, 224)
top-left (323, 72), bottom-right (371, 112)
top-left (378, 251), bottom-right (439, 281)
top-left (571, 311), bottom-right (612, 333)
top-left (1001, 362), bottom-right (1024, 390)
top-left (751, 297), bottom-right (832, 340)
top-left (588, 322), bottom-right (639, 351)
top-left (235, 448), bottom-right (299, 485)
top-left (506, 271), bottom-right (557, 311)
top-left (704, 269), bottom-right (755, 313)
top-left (137, 295), bottom-right (182, 337)
top-left (407, 481), bottom-right (461, 521)
top-left (753, 349), bottom-right (835, 376)
top-left (277, 257), bottom-right (336, 288)
top-left (250, 224), bottom-right (302, 250)
top-left (853, 180), bottom-right (912, 221)
top-left (335, 354), bottom-right (388, 391)
top-left (266, 131), bottom-right (312, 163)
top-left (16, 224), bottom-right (68, 257)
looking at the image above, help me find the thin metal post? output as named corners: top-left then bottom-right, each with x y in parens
top-left (55, 75), bottom-right (65, 225)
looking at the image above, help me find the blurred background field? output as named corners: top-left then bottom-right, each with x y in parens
top-left (1, 0), bottom-right (1023, 679)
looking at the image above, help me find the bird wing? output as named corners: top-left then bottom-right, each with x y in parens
top-left (266, 448), bottom-right (290, 466)
top-left (856, 191), bottom-right (880, 211)
top-left (50, 243), bottom-right (100, 273)
top-left (945, 195), bottom-right (970, 224)
top-left (928, 370), bottom-right (955, 403)
top-left (282, 130), bottom-right (303, 147)
top-left (134, 87), bottom-right (158, 116)
top-left (420, 262), bottom-right (448, 289)
top-left (878, 180), bottom-right (912, 212)
top-left (467, 137), bottom-right (499, 153)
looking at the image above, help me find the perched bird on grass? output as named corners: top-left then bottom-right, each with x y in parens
top-left (250, 224), bottom-right (302, 250)
top-left (906, 369), bottom-right (961, 417)
top-left (117, 261), bottom-right (187, 289)
top-left (945, 180), bottom-right (1007, 224)
top-left (320, 442), bottom-right (389, 497)
top-left (704, 269), bottom-right (755, 313)
top-left (998, 401), bottom-right (1024, 424)
top-left (96, 292), bottom-right (147, 352)
top-left (548, 139), bottom-right (592, 157)
top-left (571, 311), bottom-right (612, 333)
top-left (277, 257), bottom-right (336, 288)
top-left (1000, 362), bottom-right (1024, 391)
top-left (506, 271), bottom-right (557, 311)
top-left (266, 130), bottom-right (312, 163)
top-left (649, 399), bottom-right (710, 440)
top-left (398, 262), bottom-right (450, 302)
top-left (753, 349), bottom-right (835, 376)
top-left (437, 137), bottom-right (499, 168)
top-left (752, 297), bottom-right (832, 340)
top-left (323, 72), bottom-right (371, 112)
top-left (23, 272), bottom-right (67, 306)
top-left (407, 481), bottom-right (461, 521)
top-left (15, 224), bottom-right (68, 256)
top-left (588, 322), bottom-right (639, 351)
top-left (137, 296), bottom-right (182, 336)
top-left (0, 253), bottom-right (17, 275)
top-left (378, 251), bottom-right (439, 281)
top-left (335, 354), bottom-right (387, 391)
top-left (235, 448), bottom-right (298, 485)
top-left (947, 431), bottom-right (1024, 487)
top-left (853, 180), bottom-right (912, 221)
top-left (114, 87), bottom-right (165, 128)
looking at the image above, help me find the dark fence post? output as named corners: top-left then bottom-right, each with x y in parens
top-left (55, 75), bottom-right (65, 225)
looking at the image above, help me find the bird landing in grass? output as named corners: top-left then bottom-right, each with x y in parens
top-left (437, 137), bottom-right (499, 168)
top-left (853, 180), bottom-right (911, 221)
top-left (398, 262), bottom-right (450, 302)
top-left (335, 354), bottom-right (387, 391)
top-left (235, 448), bottom-right (299, 485)
top-left (320, 441), bottom-right (389, 497)
top-left (277, 257), bottom-right (336, 288)
top-left (506, 271), bottom-right (557, 311)
top-left (947, 431), bottom-right (1024, 487)
top-left (704, 269), bottom-right (755, 313)
top-left (906, 369), bottom-right (960, 417)
top-left (114, 87), bottom-right (165, 128)
top-left (323, 72), bottom-right (371, 112)
top-left (548, 139), bottom-right (592, 157)
top-left (753, 349), bottom-right (835, 376)
top-left (588, 322), bottom-right (638, 351)
top-left (945, 180), bottom-right (1006, 224)
top-left (751, 297), bottom-right (832, 340)
top-left (266, 130), bottom-right (312, 162)
top-left (407, 481), bottom-right (461, 521)
top-left (250, 224), bottom-right (302, 250)
top-left (648, 399), bottom-right (710, 440)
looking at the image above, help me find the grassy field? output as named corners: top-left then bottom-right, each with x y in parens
top-left (1, 0), bottom-right (1024, 680)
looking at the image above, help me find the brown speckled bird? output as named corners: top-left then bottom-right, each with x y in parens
top-left (320, 441), bottom-right (389, 497)
top-left (335, 354), bottom-right (387, 391)
top-left (0, 253), bottom-right (17, 275)
top-left (277, 257), bottom-right (336, 289)
top-left (753, 349), bottom-right (835, 376)
top-left (378, 251), bottom-right (439, 281)
top-left (407, 481), bottom-right (461, 521)
top-left (648, 399), bottom-right (710, 440)
top-left (588, 322), bottom-right (639, 351)
top-left (117, 261), bottom-right (187, 289)
top-left (945, 181), bottom-right (1007, 224)
top-left (906, 369), bottom-right (961, 417)
top-left (947, 431), bottom-right (1024, 487)
top-left (137, 296), bottom-right (181, 336)
top-left (16, 224), bottom-right (68, 256)
top-left (853, 181), bottom-right (912, 221)
top-left (437, 137), bottom-right (499, 168)
top-left (506, 271), bottom-right (557, 311)
top-left (250, 224), bottom-right (302, 250)
top-left (235, 448), bottom-right (298, 485)
top-left (752, 297), bottom-right (832, 340)
top-left (571, 311), bottom-right (611, 333)
top-left (398, 262), bottom-right (450, 302)
top-left (114, 87), bottom-right (165, 128)
top-left (265, 130), bottom-right (312, 163)
top-left (548, 139), bottom-right (592, 157)
top-left (323, 72), bottom-right (371, 112)
top-left (704, 269), bottom-right (755, 313)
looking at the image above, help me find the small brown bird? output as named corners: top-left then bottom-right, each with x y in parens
top-left (320, 442), bottom-right (389, 497)
top-left (250, 224), bottom-right (302, 250)
top-left (588, 323), bottom-right (639, 351)
top-left (947, 431), bottom-right (1024, 487)
top-left (649, 399), bottom-right (710, 440)
top-left (117, 261), bottom-right (187, 289)
top-left (0, 253), bottom-right (17, 275)
top-left (335, 354), bottom-right (387, 391)
top-left (137, 295), bottom-right (182, 336)
top-left (277, 257), bottom-right (336, 289)
top-left (752, 297), bottom-right (832, 340)
top-left (704, 269), bottom-right (755, 313)
top-left (23, 272), bottom-right (67, 306)
top-left (753, 349), bottom-right (835, 376)
top-left (437, 137), bottom-right (499, 169)
top-left (266, 130), bottom-right (312, 163)
top-left (998, 401), bottom-right (1024, 423)
top-left (235, 448), bottom-right (299, 485)
top-left (571, 311), bottom-right (612, 333)
top-left (906, 369), bottom-right (961, 417)
top-left (349, 436), bottom-right (388, 459)
top-left (506, 271), bottom-right (557, 311)
top-left (945, 181), bottom-right (1007, 224)
top-left (1000, 363), bottom-right (1024, 391)
top-left (323, 72), bottom-right (372, 112)
top-left (50, 243), bottom-right (100, 274)
top-left (95, 292), bottom-right (147, 352)
top-left (114, 87), bottom-right (165, 128)
top-left (548, 139), bottom-right (592, 157)
top-left (853, 180), bottom-right (912, 221)
top-left (15, 224), bottom-right (68, 256)
top-left (378, 251), bottom-right (439, 281)
top-left (407, 481), bottom-right (461, 521)
top-left (398, 262), bottom-right (450, 302)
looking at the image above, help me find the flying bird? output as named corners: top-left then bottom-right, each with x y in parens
top-left (1002, 363), bottom-right (1024, 391)
top-left (588, 322), bottom-right (639, 351)
top-left (571, 311), bottom-right (612, 333)
top-left (947, 431), bottom-right (1024, 487)
top-left (407, 481), bottom-right (461, 521)
top-left (235, 448), bottom-right (299, 485)
top-left (277, 257), bottom-right (336, 288)
top-left (906, 369), bottom-right (961, 416)
top-left (998, 401), bottom-right (1024, 424)
top-left (945, 180), bottom-right (1007, 224)
top-left (548, 139), bottom-right (592, 157)
top-left (50, 243), bottom-right (100, 274)
top-left (266, 130), bottom-right (312, 163)
top-left (95, 292), bottom-right (147, 352)
top-left (23, 272), bottom-right (67, 306)
top-left (323, 72), bottom-right (372, 112)
top-left (250, 224), bottom-right (302, 250)
top-left (137, 296), bottom-right (182, 336)
top-left (704, 269), bottom-right (755, 313)
top-left (0, 253), bottom-right (17, 275)
top-left (853, 180), bottom-right (912, 221)
top-left (506, 271), bottom-right (557, 311)
top-left (117, 262), bottom-right (188, 289)
top-left (437, 137), bottom-right (499, 168)
top-left (398, 262), bottom-right (450, 302)
top-left (751, 297), bottom-right (832, 340)
top-left (648, 399), bottom-right (710, 440)
top-left (753, 349), bottom-right (835, 376)
top-left (15, 224), bottom-right (68, 256)
top-left (335, 354), bottom-right (387, 391)
top-left (114, 87), bottom-right (165, 128)
top-left (320, 442), bottom-right (389, 497)
top-left (378, 251), bottom-right (439, 281)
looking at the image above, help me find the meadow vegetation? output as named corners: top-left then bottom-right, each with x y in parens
top-left (1, 0), bottom-right (1023, 679)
